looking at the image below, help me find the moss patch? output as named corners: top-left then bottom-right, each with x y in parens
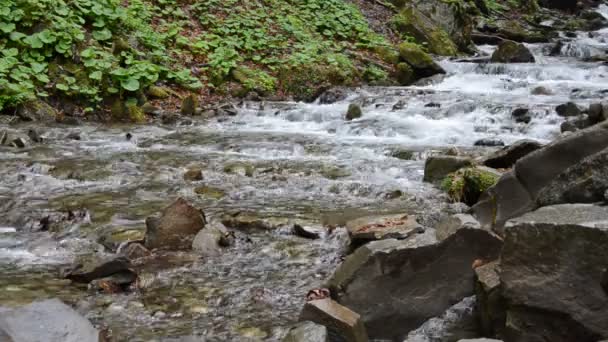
top-left (441, 167), bottom-right (500, 206)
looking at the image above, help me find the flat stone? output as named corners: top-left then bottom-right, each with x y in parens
top-left (63, 255), bottom-right (134, 284)
top-left (0, 299), bottom-right (99, 342)
top-left (145, 198), bottom-right (206, 250)
top-left (299, 299), bottom-right (368, 342)
top-left (282, 321), bottom-right (328, 342)
top-left (436, 214), bottom-right (481, 241)
top-left (345, 214), bottom-right (423, 246)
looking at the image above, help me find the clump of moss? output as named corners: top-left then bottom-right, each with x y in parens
top-left (441, 167), bottom-right (500, 205)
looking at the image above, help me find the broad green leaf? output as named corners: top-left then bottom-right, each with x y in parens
top-left (2, 48), bottom-right (18, 57)
top-left (92, 29), bottom-right (112, 41)
top-left (56, 83), bottom-right (69, 91)
top-left (121, 78), bottom-right (140, 91)
top-left (23, 35), bottom-right (43, 49)
top-left (0, 22), bottom-right (15, 33)
top-left (30, 62), bottom-right (46, 73)
top-left (9, 31), bottom-right (26, 41)
top-left (89, 71), bottom-right (102, 80)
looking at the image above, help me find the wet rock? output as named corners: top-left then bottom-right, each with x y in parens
top-left (66, 131), bottom-right (81, 140)
top-left (392, 100), bottom-right (407, 111)
top-left (511, 108), bottom-right (531, 124)
top-left (0, 130), bottom-right (7, 145)
top-left (474, 122), bottom-right (608, 230)
top-left (161, 112), bottom-right (180, 125)
top-left (145, 198), bottom-right (206, 250)
top-left (327, 226), bottom-right (502, 340)
top-left (436, 214), bottom-right (481, 241)
top-left (501, 204), bottom-right (608, 341)
top-left (531, 86), bottom-right (553, 95)
top-left (11, 137), bottom-right (27, 148)
top-left (89, 271), bottom-right (138, 293)
top-left (345, 104), bottom-right (362, 121)
top-left (99, 228), bottom-right (145, 252)
top-left (390, 149), bottom-right (415, 160)
top-left (63, 254), bottom-right (134, 284)
top-left (141, 102), bottom-right (161, 115)
top-left (423, 155), bottom-right (473, 183)
top-left (221, 212), bottom-right (288, 231)
top-left (318, 88), bottom-right (347, 104)
top-left (27, 129), bottom-right (42, 143)
top-left (283, 321), bottom-right (328, 342)
top-left (345, 214), bottom-right (424, 247)
top-left (474, 138), bottom-right (505, 147)
top-left (215, 102), bottom-right (239, 116)
top-left (537, 146), bottom-right (608, 205)
top-left (490, 41), bottom-right (535, 63)
top-left (121, 242), bottom-right (151, 260)
top-left (320, 165), bottom-right (351, 180)
top-left (405, 296), bottom-right (479, 342)
top-left (0, 299), bottom-right (100, 342)
top-left (588, 102), bottom-right (608, 124)
top-left (16, 99), bottom-right (57, 122)
top-left (482, 139), bottom-right (543, 169)
top-left (299, 299), bottom-right (368, 342)
top-left (183, 167), bottom-right (203, 181)
top-left (192, 223), bottom-right (231, 256)
top-left (475, 261), bottom-right (506, 339)
top-left (398, 42), bottom-right (446, 81)
top-left (181, 94), bottom-right (198, 116)
top-left (561, 114), bottom-right (592, 133)
top-left (556, 101), bottom-right (582, 117)
top-left (424, 102), bottom-right (441, 108)
top-left (293, 224), bottom-right (322, 240)
top-left (125, 132), bottom-right (133, 141)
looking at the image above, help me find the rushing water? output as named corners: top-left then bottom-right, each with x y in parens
top-left (2, 6), bottom-right (608, 341)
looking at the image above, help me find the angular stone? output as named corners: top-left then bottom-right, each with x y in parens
top-left (293, 224), bottom-right (322, 240)
top-left (475, 261), bottom-right (506, 339)
top-left (483, 139), bottom-right (543, 169)
top-left (514, 122), bottom-right (608, 198)
top-left (501, 204), bottom-right (608, 341)
top-left (537, 147), bottom-right (608, 205)
top-left (63, 255), bottom-right (134, 284)
top-left (0, 299), bottom-right (100, 342)
top-left (327, 227), bottom-right (502, 340)
top-left (282, 321), bottom-right (328, 342)
top-left (345, 104), bottom-right (362, 121)
top-left (345, 214), bottom-right (423, 246)
top-left (423, 155), bottom-right (473, 183)
top-left (121, 242), bottom-right (151, 260)
top-left (145, 198), bottom-right (206, 250)
top-left (192, 223), bottom-right (229, 256)
top-left (436, 214), bottom-right (481, 241)
top-left (299, 299), bottom-right (368, 342)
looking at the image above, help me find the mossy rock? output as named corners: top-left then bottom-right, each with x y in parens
top-left (231, 66), bottom-right (277, 96)
top-left (398, 42), bottom-right (445, 79)
top-left (345, 104), bottom-right (363, 121)
top-left (441, 167), bottom-right (501, 206)
top-left (127, 103), bottom-right (145, 123)
top-left (16, 100), bottom-right (57, 122)
top-left (390, 149), bottom-right (415, 160)
top-left (393, 7), bottom-right (458, 56)
top-left (491, 40), bottom-right (535, 63)
top-left (194, 186), bottom-right (226, 200)
top-left (181, 94), bottom-right (198, 116)
top-left (395, 62), bottom-right (415, 85)
top-left (223, 162), bottom-right (255, 177)
top-left (148, 86), bottom-right (171, 99)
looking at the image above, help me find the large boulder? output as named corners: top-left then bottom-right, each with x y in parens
top-left (423, 155), bottom-right (473, 183)
top-left (500, 204), bottom-right (608, 341)
top-left (145, 198), bottom-right (206, 250)
top-left (482, 139), bottom-right (543, 169)
top-left (473, 122), bottom-right (608, 231)
top-left (491, 41), bottom-right (535, 63)
top-left (299, 299), bottom-right (368, 342)
top-left (345, 214), bottom-right (423, 247)
top-left (393, 7), bottom-right (458, 56)
top-left (0, 299), bottom-right (100, 342)
top-left (397, 42), bottom-right (446, 83)
top-left (326, 226), bottom-right (502, 340)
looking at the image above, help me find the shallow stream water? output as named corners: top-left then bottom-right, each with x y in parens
top-left (2, 6), bottom-right (608, 341)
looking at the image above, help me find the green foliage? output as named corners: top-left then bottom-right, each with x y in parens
top-left (0, 0), bottom-right (199, 113)
top-left (441, 167), bottom-right (500, 205)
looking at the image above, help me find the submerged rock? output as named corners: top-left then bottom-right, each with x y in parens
top-left (326, 226), bottom-right (502, 340)
top-left (293, 224), bottom-right (322, 240)
top-left (145, 198), bottom-right (206, 250)
top-left (192, 223), bottom-right (232, 256)
top-left (500, 204), bottom-right (608, 341)
top-left (317, 88), bottom-right (347, 104)
top-left (423, 155), bottom-right (473, 183)
top-left (474, 138), bottom-right (505, 147)
top-left (0, 299), bottom-right (100, 342)
top-left (345, 214), bottom-right (423, 246)
top-left (183, 167), bottom-right (204, 181)
top-left (491, 41), bottom-right (535, 63)
top-left (282, 321), bottom-right (328, 342)
top-left (511, 107), bottom-right (531, 124)
top-left (482, 139), bottom-right (543, 169)
top-left (299, 299), bottom-right (368, 342)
